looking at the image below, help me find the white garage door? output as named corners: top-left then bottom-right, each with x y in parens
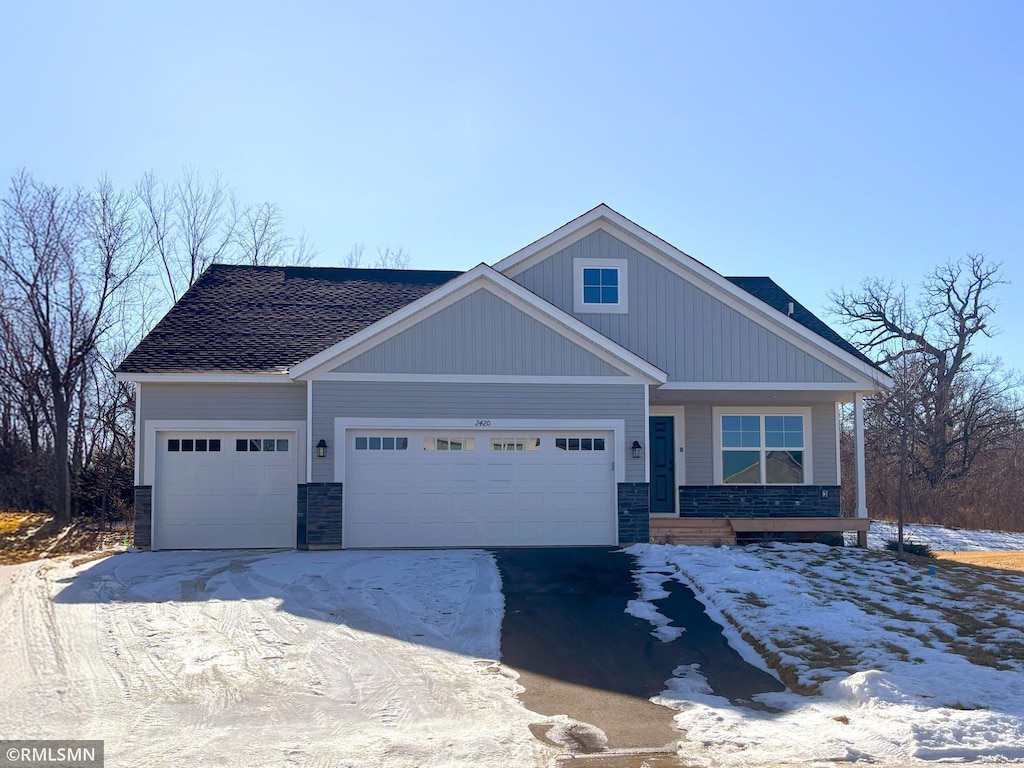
top-left (154, 431), bottom-right (297, 550)
top-left (344, 430), bottom-right (616, 547)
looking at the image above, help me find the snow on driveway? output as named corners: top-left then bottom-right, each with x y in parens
top-left (630, 541), bottom-right (1024, 766)
top-left (0, 550), bottom-right (551, 768)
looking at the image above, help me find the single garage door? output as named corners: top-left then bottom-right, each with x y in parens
top-left (345, 430), bottom-right (616, 547)
top-left (154, 431), bottom-right (297, 549)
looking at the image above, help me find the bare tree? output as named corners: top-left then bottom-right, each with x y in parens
top-left (137, 168), bottom-right (236, 302)
top-left (236, 202), bottom-right (316, 266)
top-left (832, 253), bottom-right (1020, 492)
top-left (342, 243), bottom-right (365, 267)
top-left (374, 246), bottom-right (410, 269)
top-left (0, 172), bottom-right (145, 526)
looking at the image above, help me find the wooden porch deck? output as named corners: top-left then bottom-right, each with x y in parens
top-left (649, 516), bottom-right (870, 546)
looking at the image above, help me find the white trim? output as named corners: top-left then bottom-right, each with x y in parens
top-left (643, 384), bottom-right (650, 483)
top-left (835, 402), bottom-right (843, 486)
top-left (314, 373), bottom-right (636, 385)
top-left (333, 418), bottom-right (626, 486)
top-left (649, 404), bottom-right (686, 515)
top-left (493, 205), bottom-right (892, 390)
top-left (143, 419), bottom-right (306, 487)
top-left (657, 381), bottom-right (866, 391)
top-left (573, 257), bottom-right (628, 314)
top-left (306, 381), bottom-right (313, 483)
top-left (854, 394), bottom-right (868, 518)
top-left (711, 407), bottom-right (813, 486)
top-left (134, 382), bottom-right (142, 486)
top-left (116, 372), bottom-right (292, 384)
top-left (290, 264), bottom-right (667, 384)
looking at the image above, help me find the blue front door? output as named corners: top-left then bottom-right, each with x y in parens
top-left (649, 417), bottom-right (675, 514)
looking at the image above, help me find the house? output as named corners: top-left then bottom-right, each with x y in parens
top-left (115, 205), bottom-right (891, 550)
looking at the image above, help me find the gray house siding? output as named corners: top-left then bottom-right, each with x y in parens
top-left (138, 382), bottom-right (307, 481)
top-left (334, 288), bottom-right (625, 377)
top-left (683, 403), bottom-right (714, 485)
top-left (512, 229), bottom-right (853, 384)
top-left (811, 402), bottom-right (839, 485)
top-left (311, 381), bottom-right (647, 483)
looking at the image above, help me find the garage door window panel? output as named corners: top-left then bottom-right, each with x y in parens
top-left (355, 436), bottom-right (409, 450)
top-left (490, 437), bottom-right (540, 451)
top-left (423, 437), bottom-right (475, 451)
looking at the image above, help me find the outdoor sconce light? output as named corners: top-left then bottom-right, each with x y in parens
top-left (631, 440), bottom-right (643, 459)
top-left (316, 439), bottom-right (328, 458)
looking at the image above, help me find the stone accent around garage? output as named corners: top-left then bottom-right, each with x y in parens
top-left (617, 482), bottom-right (650, 544)
top-left (297, 483), bottom-right (344, 549)
top-left (133, 485), bottom-right (152, 550)
top-left (679, 485), bottom-right (841, 518)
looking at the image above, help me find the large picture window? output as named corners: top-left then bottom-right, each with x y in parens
top-left (720, 414), bottom-right (805, 484)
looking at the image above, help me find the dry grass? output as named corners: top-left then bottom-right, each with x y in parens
top-left (0, 511), bottom-right (48, 536)
top-left (0, 511), bottom-right (129, 565)
top-left (935, 550), bottom-right (1024, 573)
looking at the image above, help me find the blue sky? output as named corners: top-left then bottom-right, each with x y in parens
top-left (3, 1), bottom-right (1022, 370)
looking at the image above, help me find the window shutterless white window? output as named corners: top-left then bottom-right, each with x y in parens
top-left (573, 258), bottom-right (628, 313)
top-left (713, 409), bottom-right (811, 485)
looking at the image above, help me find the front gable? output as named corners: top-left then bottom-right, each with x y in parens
top-left (332, 286), bottom-right (626, 378)
top-left (495, 207), bottom-right (886, 389)
top-left (292, 264), bottom-right (667, 384)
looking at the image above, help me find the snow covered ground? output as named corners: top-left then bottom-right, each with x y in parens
top-left (0, 550), bottom-right (551, 768)
top-left (4, 525), bottom-right (1023, 767)
top-left (862, 519), bottom-right (1024, 551)
top-left (630, 537), bottom-right (1024, 766)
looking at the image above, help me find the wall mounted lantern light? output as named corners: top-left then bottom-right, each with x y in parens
top-left (631, 440), bottom-right (643, 459)
top-left (316, 439), bottom-right (328, 458)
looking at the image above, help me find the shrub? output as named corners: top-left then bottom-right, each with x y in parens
top-left (884, 540), bottom-right (934, 558)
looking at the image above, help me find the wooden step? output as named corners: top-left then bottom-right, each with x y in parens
top-left (650, 518), bottom-right (736, 546)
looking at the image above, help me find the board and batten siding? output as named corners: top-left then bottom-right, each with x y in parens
top-left (138, 382), bottom-right (307, 481)
top-left (682, 402), bottom-right (839, 485)
top-left (684, 404), bottom-right (714, 485)
top-left (811, 402), bottom-right (839, 485)
top-left (311, 381), bottom-right (647, 483)
top-left (513, 229), bottom-right (853, 385)
top-left (333, 288), bottom-right (624, 377)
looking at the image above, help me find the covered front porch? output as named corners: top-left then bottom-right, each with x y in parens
top-left (643, 384), bottom-right (872, 545)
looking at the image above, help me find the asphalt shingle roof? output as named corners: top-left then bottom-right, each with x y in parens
top-left (117, 264), bottom-right (875, 375)
top-left (117, 264), bottom-right (462, 374)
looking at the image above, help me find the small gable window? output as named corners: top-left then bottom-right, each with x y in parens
top-left (582, 268), bottom-right (618, 305)
top-left (574, 258), bottom-right (627, 313)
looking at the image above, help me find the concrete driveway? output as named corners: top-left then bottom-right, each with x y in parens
top-left (491, 547), bottom-right (783, 752)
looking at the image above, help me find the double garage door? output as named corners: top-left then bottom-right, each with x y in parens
top-left (152, 428), bottom-right (616, 549)
top-left (344, 429), bottom-right (617, 548)
top-left (154, 431), bottom-right (297, 550)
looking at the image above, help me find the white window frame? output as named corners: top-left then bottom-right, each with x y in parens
top-left (712, 407), bottom-right (812, 486)
top-left (573, 257), bottom-right (628, 314)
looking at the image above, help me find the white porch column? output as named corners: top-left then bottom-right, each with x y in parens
top-left (854, 392), bottom-right (869, 546)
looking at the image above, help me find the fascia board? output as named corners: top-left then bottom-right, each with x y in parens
top-left (115, 372), bottom-right (294, 384)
